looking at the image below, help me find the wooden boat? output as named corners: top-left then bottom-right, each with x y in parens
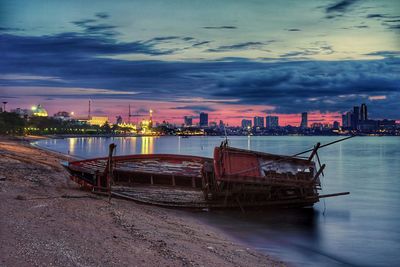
top-left (63, 139), bottom-right (350, 210)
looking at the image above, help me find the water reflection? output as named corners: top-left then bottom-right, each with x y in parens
top-left (140, 136), bottom-right (154, 154)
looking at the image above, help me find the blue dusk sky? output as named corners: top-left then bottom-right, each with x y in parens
top-left (0, 0), bottom-right (399, 125)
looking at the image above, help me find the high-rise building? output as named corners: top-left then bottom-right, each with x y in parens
top-left (300, 112), bottom-right (308, 128)
top-left (353, 106), bottom-right (360, 130)
top-left (241, 119), bottom-right (252, 128)
top-left (253, 116), bottom-right (264, 128)
top-left (266, 116), bottom-right (279, 128)
top-left (184, 116), bottom-right (192, 127)
top-left (199, 112), bottom-right (208, 127)
top-left (360, 103), bottom-right (368, 121)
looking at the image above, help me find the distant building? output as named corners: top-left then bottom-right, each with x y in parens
top-left (199, 112), bottom-right (208, 127)
top-left (353, 106), bottom-right (360, 130)
top-left (11, 108), bottom-right (30, 119)
top-left (241, 119), bottom-right (252, 128)
top-left (219, 120), bottom-right (224, 128)
top-left (209, 121), bottom-right (217, 128)
top-left (300, 112), bottom-right (308, 128)
top-left (31, 104), bottom-right (48, 117)
top-left (266, 116), bottom-right (279, 128)
top-left (253, 116), bottom-right (264, 128)
top-left (184, 116), bottom-right (192, 127)
top-left (342, 111), bottom-right (352, 129)
top-left (116, 115), bottom-right (123, 124)
top-left (88, 116), bottom-right (108, 126)
top-left (360, 103), bottom-right (368, 121)
top-left (311, 123), bottom-right (323, 130)
top-left (54, 111), bottom-right (71, 121)
top-left (333, 121), bottom-right (340, 130)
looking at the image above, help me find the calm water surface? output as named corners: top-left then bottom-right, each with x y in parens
top-left (34, 136), bottom-right (400, 267)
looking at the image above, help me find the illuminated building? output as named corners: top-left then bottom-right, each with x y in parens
top-left (88, 116), bottom-right (109, 126)
top-left (31, 104), bottom-right (48, 117)
top-left (117, 122), bottom-right (137, 132)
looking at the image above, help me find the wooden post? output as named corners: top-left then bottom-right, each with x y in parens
top-left (313, 164), bottom-right (325, 182)
top-left (308, 142), bottom-right (321, 162)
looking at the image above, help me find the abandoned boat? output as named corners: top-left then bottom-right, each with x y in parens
top-left (63, 139), bottom-right (350, 209)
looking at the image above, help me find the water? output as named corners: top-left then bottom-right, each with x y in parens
top-left (34, 136), bottom-right (400, 266)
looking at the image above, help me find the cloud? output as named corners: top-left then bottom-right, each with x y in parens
top-left (281, 42), bottom-right (334, 58)
top-left (0, 27), bottom-right (24, 32)
top-left (72, 15), bottom-right (118, 36)
top-left (365, 14), bottom-right (400, 31)
top-left (325, 0), bottom-right (359, 19)
top-left (287, 29), bottom-right (301, 32)
top-left (368, 95), bottom-right (386, 101)
top-left (95, 12), bottom-right (109, 19)
top-left (192, 41), bottom-right (211, 47)
top-left (206, 41), bottom-right (272, 52)
top-left (365, 51), bottom-right (400, 58)
top-left (203, 26), bottom-right (237, 30)
top-left (172, 105), bottom-right (217, 112)
top-left (1, 29), bottom-right (399, 119)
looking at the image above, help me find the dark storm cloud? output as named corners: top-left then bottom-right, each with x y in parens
top-left (203, 26), bottom-right (237, 30)
top-left (72, 16), bottom-right (118, 36)
top-left (365, 51), bottom-right (400, 58)
top-left (172, 105), bottom-right (217, 112)
top-left (95, 12), bottom-right (109, 19)
top-left (0, 26), bottom-right (24, 32)
top-left (326, 0), bottom-right (358, 13)
top-left (287, 29), bottom-right (301, 32)
top-left (1, 30), bottom-right (399, 119)
top-left (365, 14), bottom-right (400, 31)
top-left (325, 0), bottom-right (359, 19)
top-left (281, 43), bottom-right (334, 57)
top-left (192, 41), bottom-right (211, 47)
top-left (0, 33), bottom-right (177, 59)
top-left (206, 41), bottom-right (271, 52)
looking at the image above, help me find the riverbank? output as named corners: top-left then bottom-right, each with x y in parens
top-left (0, 136), bottom-right (283, 267)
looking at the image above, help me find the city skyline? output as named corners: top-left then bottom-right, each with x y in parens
top-left (1, 0), bottom-right (399, 125)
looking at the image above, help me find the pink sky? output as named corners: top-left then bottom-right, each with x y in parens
top-left (7, 97), bottom-right (345, 126)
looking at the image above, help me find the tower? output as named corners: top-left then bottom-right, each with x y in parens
top-left (300, 112), bottom-right (308, 128)
top-left (353, 106), bottom-right (360, 130)
top-left (149, 109), bottom-right (153, 128)
top-left (88, 100), bottom-right (91, 119)
top-left (2, 102), bottom-right (7, 112)
top-left (360, 103), bottom-right (367, 121)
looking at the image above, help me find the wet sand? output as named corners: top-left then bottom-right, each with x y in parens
top-left (0, 136), bottom-right (283, 267)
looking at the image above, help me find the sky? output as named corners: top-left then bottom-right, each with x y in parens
top-left (0, 0), bottom-right (399, 125)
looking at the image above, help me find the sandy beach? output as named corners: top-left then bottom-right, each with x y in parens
top-left (0, 136), bottom-right (283, 267)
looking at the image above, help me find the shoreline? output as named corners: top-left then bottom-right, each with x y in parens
top-left (0, 136), bottom-right (284, 266)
